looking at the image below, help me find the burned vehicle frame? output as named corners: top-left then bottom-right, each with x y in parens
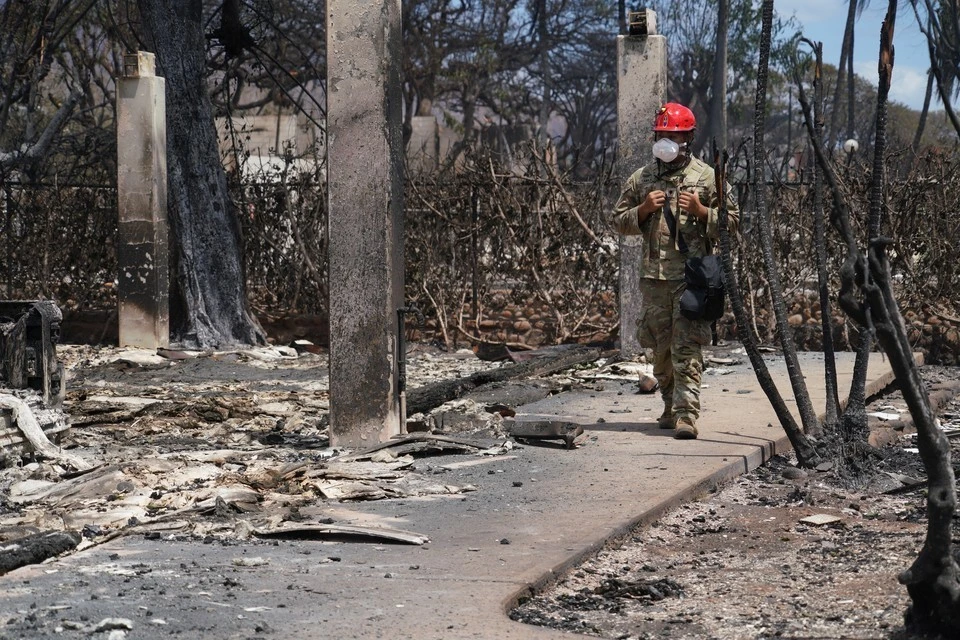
top-left (0, 300), bottom-right (66, 409)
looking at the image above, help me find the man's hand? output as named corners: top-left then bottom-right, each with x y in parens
top-left (637, 189), bottom-right (667, 222)
top-left (679, 189), bottom-right (707, 220)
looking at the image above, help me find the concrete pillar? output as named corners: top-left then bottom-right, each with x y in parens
top-left (116, 51), bottom-right (169, 350)
top-left (327, 0), bottom-right (404, 448)
top-left (616, 29), bottom-right (667, 357)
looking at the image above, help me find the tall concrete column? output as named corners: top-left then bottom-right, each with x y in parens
top-left (116, 51), bottom-right (169, 350)
top-left (616, 27), bottom-right (667, 357)
top-left (327, 0), bottom-right (405, 447)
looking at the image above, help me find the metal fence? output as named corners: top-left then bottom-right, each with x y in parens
top-left (2, 152), bottom-right (958, 353)
top-left (1, 181), bottom-right (118, 308)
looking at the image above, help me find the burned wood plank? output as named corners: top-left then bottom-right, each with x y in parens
top-left (406, 346), bottom-right (599, 416)
top-left (335, 433), bottom-right (493, 461)
top-left (464, 380), bottom-right (558, 411)
top-left (505, 418), bottom-right (584, 449)
top-left (68, 402), bottom-right (149, 426)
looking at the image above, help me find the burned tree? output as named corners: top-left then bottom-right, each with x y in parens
top-left (0, 2), bottom-right (91, 175)
top-left (792, 42), bottom-right (878, 474)
top-left (799, 38), bottom-right (842, 427)
top-left (715, 147), bottom-right (821, 467)
top-left (799, 2), bottom-right (960, 633)
top-left (750, 0), bottom-right (821, 440)
top-left (719, 0), bottom-right (822, 468)
top-left (911, 0), bottom-right (960, 139)
top-left (136, 0), bottom-right (265, 348)
top-left (862, 5), bottom-right (959, 633)
top-left (731, 1), bottom-right (891, 472)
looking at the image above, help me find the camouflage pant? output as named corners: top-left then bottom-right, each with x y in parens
top-left (636, 279), bottom-right (711, 422)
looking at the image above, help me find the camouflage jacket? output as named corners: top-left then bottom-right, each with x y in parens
top-left (613, 156), bottom-right (740, 281)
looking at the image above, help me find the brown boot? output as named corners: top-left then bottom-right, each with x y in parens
top-left (657, 408), bottom-right (674, 429)
top-left (674, 417), bottom-right (698, 440)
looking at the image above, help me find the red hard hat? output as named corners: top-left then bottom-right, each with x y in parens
top-left (652, 103), bottom-right (696, 132)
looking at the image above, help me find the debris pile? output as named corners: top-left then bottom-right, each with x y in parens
top-left (1, 300), bottom-right (71, 461)
top-left (0, 343), bottom-right (560, 571)
top-left (0, 340), bottom-right (739, 572)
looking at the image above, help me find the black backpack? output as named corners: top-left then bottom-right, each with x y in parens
top-left (679, 254), bottom-right (725, 321)
top-left (662, 196), bottom-right (726, 322)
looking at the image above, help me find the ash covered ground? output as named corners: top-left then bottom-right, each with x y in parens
top-left (511, 365), bottom-right (960, 640)
top-left (0, 344), bottom-right (957, 639)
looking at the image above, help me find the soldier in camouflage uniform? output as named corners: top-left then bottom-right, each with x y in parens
top-left (612, 103), bottom-right (739, 439)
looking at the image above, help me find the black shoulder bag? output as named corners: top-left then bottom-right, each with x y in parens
top-left (662, 198), bottom-right (726, 322)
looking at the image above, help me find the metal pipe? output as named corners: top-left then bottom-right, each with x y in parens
top-left (397, 307), bottom-right (408, 433)
top-left (471, 187), bottom-right (479, 321)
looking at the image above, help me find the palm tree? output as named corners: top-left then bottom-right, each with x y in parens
top-left (739, 0), bottom-right (823, 466)
top-left (911, 0), bottom-right (960, 139)
top-left (710, 0), bottom-right (729, 151)
top-left (911, 69), bottom-right (934, 150)
top-left (828, 1), bottom-right (870, 148)
top-left (800, 5), bottom-right (959, 632)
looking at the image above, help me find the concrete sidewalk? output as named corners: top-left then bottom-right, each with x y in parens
top-left (0, 351), bottom-right (897, 640)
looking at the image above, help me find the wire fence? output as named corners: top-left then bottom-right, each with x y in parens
top-left (1, 182), bottom-right (117, 308)
top-left (2, 147), bottom-right (958, 358)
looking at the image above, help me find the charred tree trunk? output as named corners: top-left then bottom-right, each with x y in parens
top-left (799, 39), bottom-right (841, 426)
top-left (137, 0), bottom-right (266, 348)
top-left (406, 346), bottom-right (600, 416)
top-left (807, 3), bottom-right (960, 632)
top-left (911, 70), bottom-right (934, 152)
top-left (845, 18), bottom-right (857, 142)
top-left (828, 1), bottom-right (858, 148)
top-left (752, 0), bottom-right (822, 439)
top-left (922, 27), bottom-right (960, 141)
top-left (536, 0), bottom-right (550, 147)
top-left (871, 7), bottom-right (960, 631)
top-left (796, 46), bottom-right (876, 480)
top-left (842, 336), bottom-right (871, 440)
top-left (845, 46), bottom-right (874, 454)
top-left (710, 0), bottom-right (729, 152)
top-left (715, 146), bottom-right (821, 467)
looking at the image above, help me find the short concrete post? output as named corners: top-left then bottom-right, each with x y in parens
top-left (327, 0), bottom-right (405, 447)
top-left (616, 26), bottom-right (667, 357)
top-left (116, 51), bottom-right (169, 350)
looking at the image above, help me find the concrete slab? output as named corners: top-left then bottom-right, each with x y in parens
top-left (0, 351), bottom-right (898, 639)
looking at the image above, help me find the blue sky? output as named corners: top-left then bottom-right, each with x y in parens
top-left (776, 0), bottom-right (936, 111)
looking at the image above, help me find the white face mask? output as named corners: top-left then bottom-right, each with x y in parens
top-left (653, 138), bottom-right (680, 163)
